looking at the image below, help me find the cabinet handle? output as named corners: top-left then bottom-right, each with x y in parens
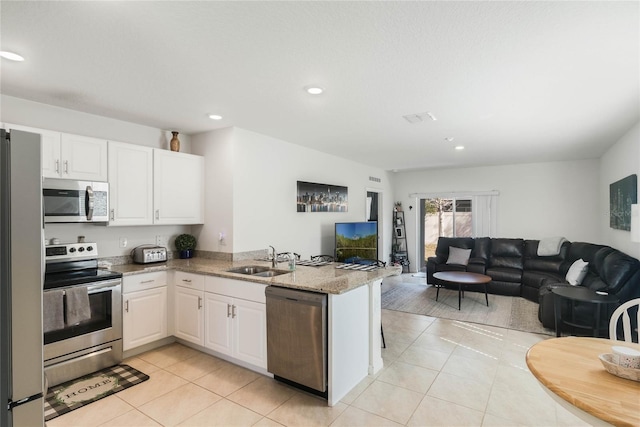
top-left (227, 304), bottom-right (231, 318)
top-left (110, 209), bottom-right (115, 220)
top-left (198, 296), bottom-right (202, 309)
top-left (232, 305), bottom-right (236, 318)
top-left (182, 279), bottom-right (192, 283)
top-left (140, 279), bottom-right (155, 284)
top-left (125, 300), bottom-right (129, 312)
top-left (55, 159), bottom-right (60, 173)
top-left (63, 160), bottom-right (69, 174)
top-left (155, 210), bottom-right (160, 220)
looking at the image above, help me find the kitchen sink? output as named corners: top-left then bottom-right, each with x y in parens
top-left (226, 265), bottom-right (271, 275)
top-left (226, 265), bottom-right (289, 277)
top-left (252, 269), bottom-right (290, 277)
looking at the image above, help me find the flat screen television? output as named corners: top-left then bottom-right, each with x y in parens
top-left (335, 221), bottom-right (378, 263)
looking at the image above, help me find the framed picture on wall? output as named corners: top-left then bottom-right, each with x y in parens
top-left (610, 174), bottom-right (637, 231)
top-left (296, 181), bottom-right (348, 213)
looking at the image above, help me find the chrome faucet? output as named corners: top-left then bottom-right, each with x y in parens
top-left (269, 245), bottom-right (277, 267)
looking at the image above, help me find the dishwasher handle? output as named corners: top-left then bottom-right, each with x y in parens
top-left (265, 286), bottom-right (326, 306)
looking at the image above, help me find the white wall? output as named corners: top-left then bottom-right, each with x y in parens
top-left (394, 159), bottom-right (601, 270)
top-left (191, 127), bottom-right (235, 253)
top-left (600, 121), bottom-right (640, 258)
top-left (1, 95), bottom-right (192, 257)
top-left (192, 127), bottom-right (394, 261)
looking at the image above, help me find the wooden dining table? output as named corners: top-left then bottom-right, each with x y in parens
top-left (526, 337), bottom-right (640, 427)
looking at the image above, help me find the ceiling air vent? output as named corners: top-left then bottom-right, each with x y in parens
top-left (402, 112), bottom-right (437, 123)
top-left (369, 176), bottom-right (381, 183)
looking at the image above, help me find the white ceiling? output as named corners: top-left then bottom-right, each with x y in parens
top-left (1, 1), bottom-right (638, 171)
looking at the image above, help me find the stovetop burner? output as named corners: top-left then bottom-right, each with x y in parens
top-left (44, 242), bottom-right (122, 289)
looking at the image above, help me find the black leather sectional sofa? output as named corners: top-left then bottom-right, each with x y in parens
top-left (426, 237), bottom-right (640, 330)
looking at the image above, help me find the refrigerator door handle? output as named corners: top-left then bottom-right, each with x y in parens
top-left (8, 392), bottom-right (44, 410)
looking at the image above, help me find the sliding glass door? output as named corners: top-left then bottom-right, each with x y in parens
top-left (421, 197), bottom-right (473, 267)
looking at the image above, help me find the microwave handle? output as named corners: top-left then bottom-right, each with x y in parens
top-left (85, 185), bottom-right (94, 221)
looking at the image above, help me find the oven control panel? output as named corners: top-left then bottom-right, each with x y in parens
top-left (45, 243), bottom-right (98, 261)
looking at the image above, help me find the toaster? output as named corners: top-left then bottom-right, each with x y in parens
top-left (132, 245), bottom-right (167, 264)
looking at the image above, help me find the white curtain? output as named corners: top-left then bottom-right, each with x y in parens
top-left (472, 194), bottom-right (498, 237)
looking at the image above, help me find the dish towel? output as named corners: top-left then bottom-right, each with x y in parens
top-left (65, 287), bottom-right (91, 326)
top-left (537, 237), bottom-right (567, 256)
top-left (43, 290), bottom-right (65, 333)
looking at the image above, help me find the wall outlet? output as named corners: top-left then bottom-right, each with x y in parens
top-left (156, 235), bottom-right (167, 247)
top-left (119, 237), bottom-right (127, 248)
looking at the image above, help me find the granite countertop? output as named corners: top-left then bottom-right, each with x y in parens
top-left (110, 258), bottom-right (401, 295)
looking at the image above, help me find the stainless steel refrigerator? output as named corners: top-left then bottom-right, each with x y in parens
top-left (0, 129), bottom-right (45, 426)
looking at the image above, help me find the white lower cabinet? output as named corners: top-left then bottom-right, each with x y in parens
top-left (122, 272), bottom-right (168, 351)
top-left (204, 292), bottom-right (267, 368)
top-left (174, 282), bottom-right (205, 346)
top-left (230, 298), bottom-right (267, 368)
top-left (172, 273), bottom-right (267, 369)
top-left (204, 293), bottom-right (233, 354)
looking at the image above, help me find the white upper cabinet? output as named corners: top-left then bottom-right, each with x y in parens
top-left (58, 134), bottom-right (108, 181)
top-left (108, 141), bottom-right (154, 226)
top-left (3, 124), bottom-right (63, 178)
top-left (153, 149), bottom-right (204, 225)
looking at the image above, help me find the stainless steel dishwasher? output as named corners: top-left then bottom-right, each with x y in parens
top-left (265, 286), bottom-right (327, 396)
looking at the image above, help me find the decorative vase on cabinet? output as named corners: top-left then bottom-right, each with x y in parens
top-left (170, 131), bottom-right (180, 152)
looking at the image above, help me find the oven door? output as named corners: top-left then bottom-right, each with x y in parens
top-left (43, 278), bottom-right (122, 363)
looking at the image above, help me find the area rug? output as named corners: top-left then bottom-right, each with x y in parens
top-left (381, 278), bottom-right (554, 336)
top-left (44, 364), bottom-right (149, 421)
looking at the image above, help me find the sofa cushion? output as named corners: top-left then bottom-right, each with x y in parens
top-left (565, 259), bottom-right (588, 286)
top-left (473, 237), bottom-right (491, 262)
top-left (447, 247), bottom-right (471, 265)
top-left (486, 267), bottom-right (523, 283)
top-left (562, 242), bottom-right (611, 275)
top-left (599, 250), bottom-right (640, 293)
top-left (524, 239), bottom-right (569, 274)
top-left (489, 238), bottom-right (524, 270)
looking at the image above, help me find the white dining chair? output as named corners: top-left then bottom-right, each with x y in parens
top-left (609, 298), bottom-right (640, 343)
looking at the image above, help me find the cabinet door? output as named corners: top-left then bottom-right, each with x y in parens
top-left (233, 299), bottom-right (267, 368)
top-left (174, 286), bottom-right (204, 345)
top-left (123, 287), bottom-right (168, 351)
top-left (60, 134), bottom-right (108, 181)
top-left (153, 149), bottom-right (204, 224)
top-left (204, 293), bottom-right (233, 355)
top-left (108, 141), bottom-right (153, 225)
top-left (4, 124), bottom-right (62, 178)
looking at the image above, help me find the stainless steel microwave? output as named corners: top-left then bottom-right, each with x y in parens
top-left (43, 179), bottom-right (109, 223)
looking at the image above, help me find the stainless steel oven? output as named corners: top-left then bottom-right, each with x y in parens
top-left (43, 243), bottom-right (123, 387)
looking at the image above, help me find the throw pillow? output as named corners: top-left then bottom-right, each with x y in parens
top-left (446, 247), bottom-right (472, 266)
top-left (566, 258), bottom-right (589, 286)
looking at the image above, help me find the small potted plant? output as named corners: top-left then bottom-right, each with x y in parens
top-left (175, 234), bottom-right (197, 259)
top-left (394, 201), bottom-right (403, 212)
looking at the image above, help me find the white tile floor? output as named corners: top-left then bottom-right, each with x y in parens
top-left (47, 311), bottom-right (592, 427)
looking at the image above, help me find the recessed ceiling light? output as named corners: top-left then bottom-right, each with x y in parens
top-left (0, 51), bottom-right (24, 61)
top-left (208, 114), bottom-right (223, 120)
top-left (455, 146), bottom-right (465, 150)
top-left (304, 86), bottom-right (324, 95)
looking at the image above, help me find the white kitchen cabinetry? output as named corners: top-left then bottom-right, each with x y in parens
top-left (122, 272), bottom-right (168, 351)
top-left (153, 149), bottom-right (204, 224)
top-left (3, 124), bottom-right (63, 179)
top-left (174, 272), bottom-right (205, 345)
top-left (204, 276), bottom-right (267, 369)
top-left (108, 141), bottom-right (153, 225)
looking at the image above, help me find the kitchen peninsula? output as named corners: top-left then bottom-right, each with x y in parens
top-left (112, 258), bottom-right (400, 406)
